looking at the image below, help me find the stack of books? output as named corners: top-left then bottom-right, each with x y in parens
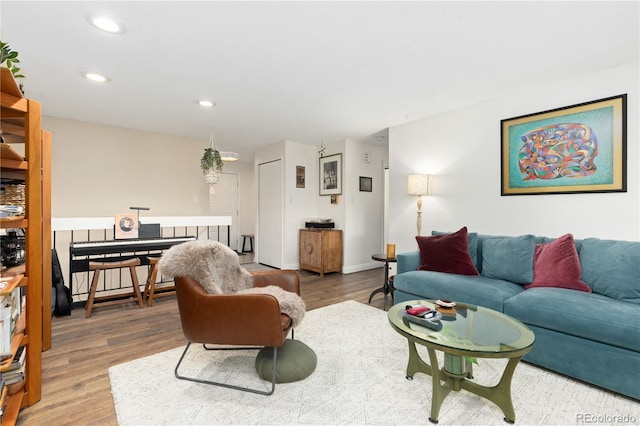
top-left (0, 344), bottom-right (24, 421)
top-left (3, 345), bottom-right (25, 385)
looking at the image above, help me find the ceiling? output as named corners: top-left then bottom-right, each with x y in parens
top-left (2, 1), bottom-right (638, 161)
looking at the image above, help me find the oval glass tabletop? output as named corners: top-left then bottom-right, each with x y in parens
top-left (388, 299), bottom-right (535, 354)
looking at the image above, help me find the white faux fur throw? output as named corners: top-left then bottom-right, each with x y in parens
top-left (238, 285), bottom-right (305, 328)
top-left (158, 240), bottom-right (254, 294)
top-left (158, 240), bottom-right (305, 327)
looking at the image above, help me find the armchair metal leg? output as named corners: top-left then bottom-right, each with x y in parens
top-left (175, 342), bottom-right (277, 396)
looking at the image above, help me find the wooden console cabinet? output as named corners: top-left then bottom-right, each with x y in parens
top-left (299, 229), bottom-right (342, 276)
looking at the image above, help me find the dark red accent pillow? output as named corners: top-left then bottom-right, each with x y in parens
top-left (415, 226), bottom-right (479, 276)
top-left (525, 233), bottom-right (592, 292)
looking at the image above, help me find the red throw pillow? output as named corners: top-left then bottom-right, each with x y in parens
top-left (415, 226), bottom-right (479, 276)
top-left (525, 233), bottom-right (592, 292)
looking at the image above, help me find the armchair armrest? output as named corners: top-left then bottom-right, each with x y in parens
top-left (251, 270), bottom-right (300, 295)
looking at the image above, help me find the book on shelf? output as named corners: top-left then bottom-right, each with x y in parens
top-left (0, 385), bottom-right (8, 419)
top-left (0, 306), bottom-right (11, 359)
top-left (2, 363), bottom-right (25, 385)
top-left (8, 346), bottom-right (25, 372)
top-left (0, 287), bottom-right (21, 359)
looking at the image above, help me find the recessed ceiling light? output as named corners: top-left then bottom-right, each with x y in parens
top-left (89, 16), bottom-right (126, 34)
top-left (84, 72), bottom-right (110, 83)
top-left (198, 100), bottom-right (216, 107)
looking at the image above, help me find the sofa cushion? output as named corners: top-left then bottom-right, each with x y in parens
top-left (538, 235), bottom-right (585, 254)
top-left (504, 287), bottom-right (640, 353)
top-left (416, 226), bottom-right (479, 276)
top-left (481, 235), bottom-right (535, 284)
top-left (579, 238), bottom-right (640, 304)
top-left (525, 234), bottom-right (591, 293)
top-left (392, 270), bottom-right (523, 312)
top-left (432, 229), bottom-right (479, 268)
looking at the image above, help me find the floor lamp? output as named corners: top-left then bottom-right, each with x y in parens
top-left (407, 174), bottom-right (431, 236)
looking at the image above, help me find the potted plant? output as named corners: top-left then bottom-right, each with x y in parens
top-left (201, 143), bottom-right (223, 185)
top-left (0, 41), bottom-right (25, 79)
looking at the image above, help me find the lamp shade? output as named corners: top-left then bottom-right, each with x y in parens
top-left (219, 151), bottom-right (240, 162)
top-left (407, 174), bottom-right (430, 195)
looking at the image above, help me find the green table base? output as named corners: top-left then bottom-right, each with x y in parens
top-left (406, 340), bottom-right (521, 424)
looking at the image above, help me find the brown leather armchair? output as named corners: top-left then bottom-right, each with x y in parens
top-left (174, 269), bottom-right (300, 395)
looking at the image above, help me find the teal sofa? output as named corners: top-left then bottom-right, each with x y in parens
top-left (394, 232), bottom-right (640, 400)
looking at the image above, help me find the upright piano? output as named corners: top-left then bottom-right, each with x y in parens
top-left (68, 236), bottom-right (196, 294)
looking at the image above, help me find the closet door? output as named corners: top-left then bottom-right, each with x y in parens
top-left (257, 159), bottom-right (283, 268)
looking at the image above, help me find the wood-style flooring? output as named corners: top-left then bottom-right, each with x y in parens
top-left (17, 266), bottom-right (389, 425)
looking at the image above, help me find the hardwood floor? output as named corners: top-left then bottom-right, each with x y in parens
top-left (17, 267), bottom-right (390, 425)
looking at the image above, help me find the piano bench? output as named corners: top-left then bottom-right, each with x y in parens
top-left (143, 256), bottom-right (175, 307)
top-left (85, 258), bottom-right (144, 318)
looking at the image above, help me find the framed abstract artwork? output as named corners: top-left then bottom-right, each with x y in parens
top-left (500, 94), bottom-right (627, 195)
top-left (319, 153), bottom-right (342, 196)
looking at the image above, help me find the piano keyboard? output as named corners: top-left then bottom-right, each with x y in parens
top-left (70, 236), bottom-right (196, 257)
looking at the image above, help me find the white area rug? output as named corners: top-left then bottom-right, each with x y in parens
top-left (109, 301), bottom-right (638, 425)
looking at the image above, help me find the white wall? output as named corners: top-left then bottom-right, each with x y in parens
top-left (343, 140), bottom-right (387, 273)
top-left (256, 138), bottom-right (388, 273)
top-left (389, 62), bottom-right (640, 254)
top-left (283, 141), bottom-right (319, 269)
top-left (43, 116), bottom-right (255, 235)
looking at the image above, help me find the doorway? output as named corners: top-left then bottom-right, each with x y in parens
top-left (257, 159), bottom-right (283, 268)
top-left (208, 172), bottom-right (239, 251)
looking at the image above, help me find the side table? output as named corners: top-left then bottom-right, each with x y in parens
top-left (368, 253), bottom-right (396, 307)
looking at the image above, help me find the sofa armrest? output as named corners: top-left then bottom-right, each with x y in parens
top-left (397, 251), bottom-right (421, 273)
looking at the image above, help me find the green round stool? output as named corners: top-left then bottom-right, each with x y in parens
top-left (255, 339), bottom-right (317, 383)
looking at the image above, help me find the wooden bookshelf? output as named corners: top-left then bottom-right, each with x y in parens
top-left (1, 66), bottom-right (45, 424)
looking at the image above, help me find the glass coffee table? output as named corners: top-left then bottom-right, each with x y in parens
top-left (388, 300), bottom-right (535, 424)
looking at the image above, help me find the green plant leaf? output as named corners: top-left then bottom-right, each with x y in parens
top-left (0, 41), bottom-right (25, 79)
top-left (464, 356), bottom-right (478, 364)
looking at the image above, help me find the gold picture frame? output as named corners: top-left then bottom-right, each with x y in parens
top-left (501, 94), bottom-right (627, 195)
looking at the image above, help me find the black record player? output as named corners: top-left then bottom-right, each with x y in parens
top-left (305, 219), bottom-right (335, 229)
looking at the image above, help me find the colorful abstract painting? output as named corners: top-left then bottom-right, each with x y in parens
top-left (501, 95), bottom-right (627, 195)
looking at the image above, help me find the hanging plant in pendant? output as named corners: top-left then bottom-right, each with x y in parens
top-left (201, 132), bottom-right (224, 186)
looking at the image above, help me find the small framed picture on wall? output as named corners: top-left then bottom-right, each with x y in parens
top-left (296, 165), bottom-right (305, 188)
top-left (359, 176), bottom-right (372, 192)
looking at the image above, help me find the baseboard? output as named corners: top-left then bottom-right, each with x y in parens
top-left (342, 261), bottom-right (382, 274)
